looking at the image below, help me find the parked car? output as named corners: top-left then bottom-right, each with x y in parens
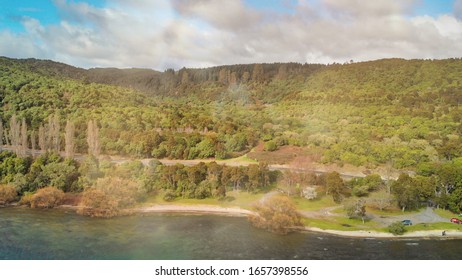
top-left (450, 218), bottom-right (461, 224)
top-left (401, 220), bottom-right (412, 226)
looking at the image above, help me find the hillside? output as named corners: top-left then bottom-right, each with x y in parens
top-left (1, 56), bottom-right (462, 170)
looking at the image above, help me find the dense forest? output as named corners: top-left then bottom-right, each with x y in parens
top-left (1, 56), bottom-right (462, 215)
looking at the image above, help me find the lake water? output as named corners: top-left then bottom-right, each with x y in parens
top-left (1, 207), bottom-right (461, 260)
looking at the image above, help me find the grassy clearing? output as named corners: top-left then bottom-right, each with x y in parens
top-left (220, 154), bottom-right (258, 164)
top-left (303, 218), bottom-right (375, 231)
top-left (366, 207), bottom-right (420, 217)
top-left (292, 196), bottom-right (338, 211)
top-left (434, 208), bottom-right (460, 219)
top-left (302, 215), bottom-right (382, 231)
top-left (141, 190), bottom-right (264, 210)
top-left (406, 222), bottom-right (462, 232)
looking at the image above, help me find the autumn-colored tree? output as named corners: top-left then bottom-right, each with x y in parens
top-left (0, 184), bottom-right (18, 205)
top-left (249, 195), bottom-right (302, 234)
top-left (77, 176), bottom-right (143, 217)
top-left (30, 186), bottom-right (65, 209)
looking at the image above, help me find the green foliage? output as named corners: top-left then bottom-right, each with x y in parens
top-left (0, 152), bottom-right (80, 194)
top-left (263, 140), bottom-right (278, 151)
top-left (388, 221), bottom-right (407, 235)
top-left (163, 190), bottom-right (177, 202)
top-left (325, 172), bottom-right (347, 203)
top-left (448, 188), bottom-right (462, 213)
top-left (3, 57), bottom-right (462, 214)
top-left (344, 199), bottom-right (366, 222)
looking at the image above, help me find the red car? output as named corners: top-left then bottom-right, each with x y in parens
top-left (450, 218), bottom-right (461, 224)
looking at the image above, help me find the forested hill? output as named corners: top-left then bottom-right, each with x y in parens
top-left (1, 56), bottom-right (462, 170)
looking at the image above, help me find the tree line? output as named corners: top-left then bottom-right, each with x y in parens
top-left (0, 114), bottom-right (100, 158)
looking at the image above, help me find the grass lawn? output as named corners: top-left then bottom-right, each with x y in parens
top-left (140, 190), bottom-right (265, 210)
top-left (366, 207), bottom-right (420, 217)
top-left (292, 196), bottom-right (338, 211)
top-left (220, 154), bottom-right (258, 164)
top-left (434, 208), bottom-right (460, 219)
top-left (406, 222), bottom-right (462, 232)
top-left (302, 216), bottom-right (381, 231)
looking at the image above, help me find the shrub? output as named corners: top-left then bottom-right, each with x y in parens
top-left (30, 187), bottom-right (65, 208)
top-left (249, 195), bottom-right (302, 234)
top-left (78, 188), bottom-right (119, 217)
top-left (19, 192), bottom-right (34, 206)
top-left (0, 184), bottom-right (18, 205)
top-left (77, 176), bottom-right (143, 217)
top-left (388, 221), bottom-right (406, 235)
top-left (163, 190), bottom-right (176, 202)
top-left (263, 140), bottom-right (278, 152)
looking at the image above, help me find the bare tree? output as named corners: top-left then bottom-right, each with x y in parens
top-left (38, 124), bottom-right (46, 152)
top-left (0, 121), bottom-right (3, 150)
top-left (48, 114), bottom-right (61, 152)
top-left (20, 118), bottom-right (28, 157)
top-left (65, 120), bottom-right (75, 158)
top-left (31, 130), bottom-right (36, 152)
top-left (87, 120), bottom-right (100, 157)
top-left (9, 114), bottom-right (20, 154)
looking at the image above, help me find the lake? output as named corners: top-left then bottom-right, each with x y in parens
top-left (1, 207), bottom-right (461, 260)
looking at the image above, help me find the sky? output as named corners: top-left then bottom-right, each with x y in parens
top-left (0, 0), bottom-right (461, 70)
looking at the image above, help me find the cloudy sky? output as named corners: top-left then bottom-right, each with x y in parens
top-left (1, 0), bottom-right (461, 70)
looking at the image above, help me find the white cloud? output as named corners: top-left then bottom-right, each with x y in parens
top-left (1, 0), bottom-right (461, 69)
top-left (455, 0), bottom-right (462, 19)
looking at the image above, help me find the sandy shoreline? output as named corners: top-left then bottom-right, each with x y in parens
top-left (134, 204), bottom-right (462, 239)
top-left (136, 204), bottom-right (253, 217)
top-left (302, 226), bottom-right (462, 239)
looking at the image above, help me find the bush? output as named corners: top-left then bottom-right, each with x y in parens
top-left (263, 140), bottom-right (278, 152)
top-left (30, 187), bottom-right (65, 208)
top-left (0, 184), bottom-right (18, 205)
top-left (163, 190), bottom-right (176, 202)
top-left (77, 176), bottom-right (143, 217)
top-left (19, 192), bottom-right (34, 206)
top-left (249, 195), bottom-right (302, 234)
top-left (388, 221), bottom-right (406, 235)
top-left (78, 188), bottom-right (119, 217)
